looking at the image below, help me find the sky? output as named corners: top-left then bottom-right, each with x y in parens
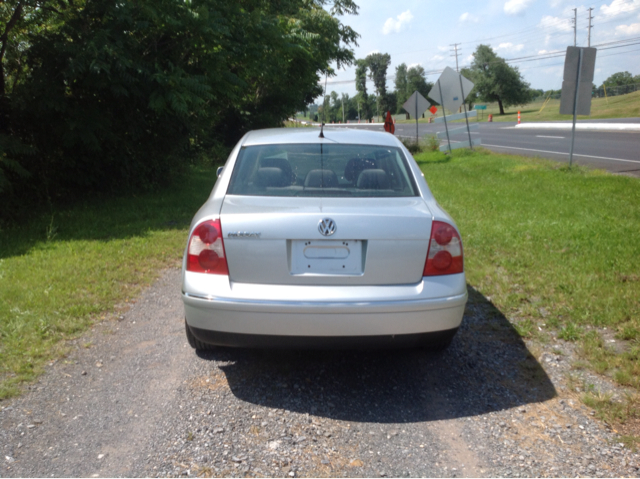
top-left (324, 0), bottom-right (640, 97)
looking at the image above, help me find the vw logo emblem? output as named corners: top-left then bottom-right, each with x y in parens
top-left (318, 218), bottom-right (336, 236)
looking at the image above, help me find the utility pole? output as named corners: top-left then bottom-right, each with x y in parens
top-left (450, 43), bottom-right (461, 72)
top-left (571, 8), bottom-right (577, 46)
top-left (587, 7), bottom-right (594, 47)
top-left (341, 97), bottom-right (345, 123)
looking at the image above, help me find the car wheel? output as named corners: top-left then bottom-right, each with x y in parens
top-left (185, 319), bottom-right (215, 351)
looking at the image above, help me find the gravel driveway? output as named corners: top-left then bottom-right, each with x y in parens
top-left (1, 269), bottom-right (639, 477)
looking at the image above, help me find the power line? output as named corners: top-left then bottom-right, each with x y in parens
top-left (378, 1), bottom-right (640, 60)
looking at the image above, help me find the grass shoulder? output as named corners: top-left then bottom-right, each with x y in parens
top-left (0, 165), bottom-right (218, 399)
top-left (414, 146), bottom-right (640, 438)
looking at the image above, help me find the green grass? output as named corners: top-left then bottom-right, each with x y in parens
top-left (2, 148), bottom-right (640, 402)
top-left (414, 148), bottom-right (640, 390)
top-left (582, 390), bottom-right (640, 448)
top-left (396, 89), bottom-right (640, 124)
top-left (0, 166), bottom-right (218, 399)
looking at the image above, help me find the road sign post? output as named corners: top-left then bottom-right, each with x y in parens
top-left (474, 104), bottom-right (486, 121)
top-left (402, 91), bottom-right (431, 144)
top-left (415, 92), bottom-right (418, 142)
top-left (436, 79), bottom-right (452, 154)
top-left (428, 67), bottom-right (476, 153)
top-left (458, 75), bottom-right (473, 150)
top-left (560, 46), bottom-right (597, 167)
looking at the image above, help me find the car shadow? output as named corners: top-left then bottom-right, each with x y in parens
top-left (195, 285), bottom-right (557, 424)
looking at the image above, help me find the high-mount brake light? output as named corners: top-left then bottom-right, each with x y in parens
top-left (423, 221), bottom-right (463, 276)
top-left (186, 219), bottom-right (229, 275)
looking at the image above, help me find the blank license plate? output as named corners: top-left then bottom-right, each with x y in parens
top-left (290, 240), bottom-right (363, 275)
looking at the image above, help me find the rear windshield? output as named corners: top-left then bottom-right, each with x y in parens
top-left (227, 143), bottom-right (418, 197)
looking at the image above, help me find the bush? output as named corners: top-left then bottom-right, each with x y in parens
top-left (425, 135), bottom-right (440, 152)
top-left (401, 138), bottom-right (423, 155)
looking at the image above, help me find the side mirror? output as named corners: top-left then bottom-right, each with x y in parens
top-left (216, 166), bottom-right (224, 178)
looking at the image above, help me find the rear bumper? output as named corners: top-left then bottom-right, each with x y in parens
top-left (182, 274), bottom-right (467, 340)
top-left (188, 327), bottom-right (459, 349)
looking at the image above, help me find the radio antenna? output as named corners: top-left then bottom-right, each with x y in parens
top-left (319, 72), bottom-right (328, 138)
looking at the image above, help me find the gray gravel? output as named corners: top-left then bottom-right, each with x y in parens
top-left (1, 269), bottom-right (638, 477)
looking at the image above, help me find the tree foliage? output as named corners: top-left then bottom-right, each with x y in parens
top-left (601, 71), bottom-right (638, 88)
top-left (317, 91), bottom-right (359, 123)
top-left (463, 44), bottom-right (532, 115)
top-left (354, 58), bottom-right (371, 120)
top-left (394, 63), bottom-right (408, 114)
top-left (0, 0), bottom-right (359, 221)
top-left (365, 52), bottom-right (390, 115)
top-left (393, 63), bottom-right (433, 117)
top-left (407, 66), bottom-right (433, 104)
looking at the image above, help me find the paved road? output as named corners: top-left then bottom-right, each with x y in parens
top-left (330, 118), bottom-right (640, 177)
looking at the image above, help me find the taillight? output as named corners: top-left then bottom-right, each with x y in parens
top-left (186, 219), bottom-right (229, 275)
top-left (423, 221), bottom-right (463, 276)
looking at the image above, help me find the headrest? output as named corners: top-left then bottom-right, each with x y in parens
top-left (304, 169), bottom-right (339, 188)
top-left (260, 156), bottom-right (293, 184)
top-left (356, 169), bottom-right (390, 189)
top-left (254, 167), bottom-right (288, 187)
top-left (344, 157), bottom-right (377, 182)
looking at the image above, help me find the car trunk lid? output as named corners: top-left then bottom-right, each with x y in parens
top-left (220, 196), bottom-right (432, 286)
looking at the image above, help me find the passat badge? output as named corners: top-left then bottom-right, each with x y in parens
top-left (227, 232), bottom-right (261, 238)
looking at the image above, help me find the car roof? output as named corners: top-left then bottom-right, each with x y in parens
top-left (241, 127), bottom-right (402, 148)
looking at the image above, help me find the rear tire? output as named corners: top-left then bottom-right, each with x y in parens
top-left (185, 319), bottom-right (216, 351)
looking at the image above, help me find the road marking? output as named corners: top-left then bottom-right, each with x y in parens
top-left (482, 144), bottom-right (640, 164)
top-left (536, 135), bottom-right (564, 139)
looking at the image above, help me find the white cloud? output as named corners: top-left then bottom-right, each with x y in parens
top-left (539, 14), bottom-right (573, 32)
top-left (408, 63), bottom-right (422, 69)
top-left (504, 0), bottom-right (534, 15)
top-left (616, 22), bottom-right (640, 34)
top-left (382, 10), bottom-right (414, 35)
top-left (495, 42), bottom-right (525, 52)
top-left (601, 0), bottom-right (640, 17)
top-left (538, 49), bottom-right (550, 54)
top-left (431, 55), bottom-right (445, 61)
top-left (459, 12), bottom-right (479, 23)
top-left (437, 46), bottom-right (449, 52)
top-left (367, 50), bottom-right (380, 55)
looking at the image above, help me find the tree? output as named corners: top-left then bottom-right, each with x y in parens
top-left (601, 71), bottom-right (635, 87)
top-left (464, 44), bottom-right (532, 115)
top-left (0, 0), bottom-right (361, 220)
top-left (407, 66), bottom-right (433, 102)
top-left (366, 52), bottom-right (391, 118)
top-left (394, 63), bottom-right (409, 115)
top-left (354, 58), bottom-right (371, 120)
top-left (403, 66), bottom-right (434, 117)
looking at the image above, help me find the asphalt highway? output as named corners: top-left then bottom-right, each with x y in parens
top-left (329, 118), bottom-right (640, 177)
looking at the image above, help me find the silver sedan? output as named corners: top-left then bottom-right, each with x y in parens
top-left (182, 127), bottom-right (467, 350)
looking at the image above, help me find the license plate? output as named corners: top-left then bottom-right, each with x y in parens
top-left (290, 240), bottom-right (363, 275)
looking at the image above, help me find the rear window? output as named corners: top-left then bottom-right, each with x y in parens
top-left (227, 143), bottom-right (418, 197)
